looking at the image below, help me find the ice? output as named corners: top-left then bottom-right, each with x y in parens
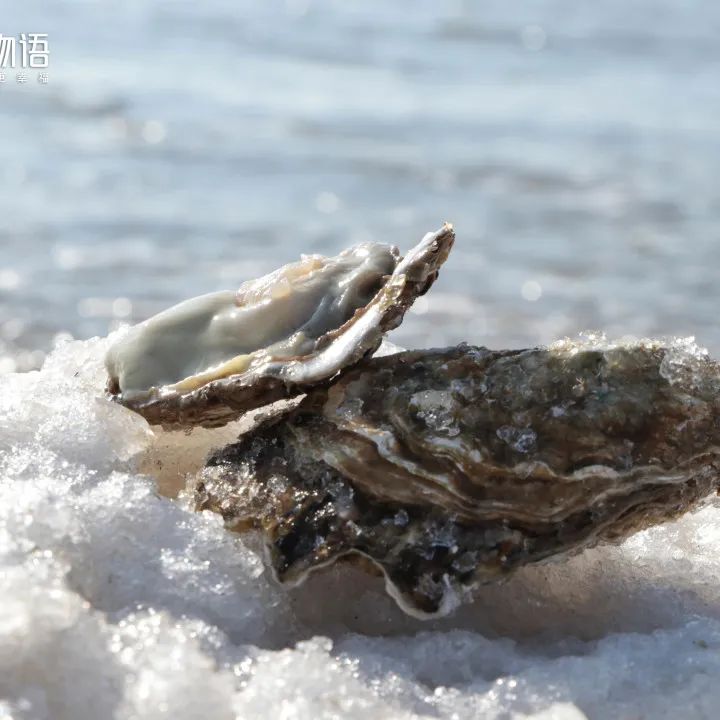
top-left (496, 426), bottom-right (538, 454)
top-left (374, 339), bottom-right (405, 357)
top-left (410, 389), bottom-right (461, 437)
top-left (2, 334), bottom-right (720, 718)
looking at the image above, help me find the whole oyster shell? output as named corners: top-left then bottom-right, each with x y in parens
top-left (106, 224), bottom-right (454, 429)
top-left (196, 337), bottom-right (720, 617)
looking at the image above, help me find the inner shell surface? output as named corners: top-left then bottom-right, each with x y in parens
top-left (105, 243), bottom-right (397, 396)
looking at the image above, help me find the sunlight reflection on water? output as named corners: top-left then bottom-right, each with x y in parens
top-left (1, 0), bottom-right (719, 372)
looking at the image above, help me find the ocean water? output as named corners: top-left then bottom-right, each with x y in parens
top-left (2, 3), bottom-right (720, 719)
top-left (1, 0), bottom-right (720, 371)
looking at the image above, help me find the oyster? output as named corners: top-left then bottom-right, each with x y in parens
top-left (106, 224), bottom-right (454, 429)
top-left (196, 337), bottom-right (720, 618)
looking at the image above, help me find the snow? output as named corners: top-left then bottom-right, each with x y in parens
top-left (2, 334), bottom-right (720, 719)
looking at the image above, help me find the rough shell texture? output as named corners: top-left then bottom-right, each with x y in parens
top-left (108, 224), bottom-right (454, 430)
top-left (196, 336), bottom-right (720, 617)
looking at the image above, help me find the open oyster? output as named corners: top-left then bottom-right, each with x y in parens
top-left (105, 224), bottom-right (454, 429)
top-left (196, 337), bottom-right (720, 617)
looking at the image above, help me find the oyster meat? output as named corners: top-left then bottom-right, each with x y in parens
top-left (106, 224), bottom-right (454, 428)
top-left (196, 337), bottom-right (720, 617)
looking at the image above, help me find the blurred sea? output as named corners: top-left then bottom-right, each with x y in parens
top-left (1, 0), bottom-right (719, 373)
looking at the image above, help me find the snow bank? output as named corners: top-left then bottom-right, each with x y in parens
top-left (2, 334), bottom-right (720, 719)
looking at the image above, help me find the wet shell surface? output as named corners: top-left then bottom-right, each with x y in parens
top-left (105, 224), bottom-right (454, 429)
top-left (196, 336), bottom-right (720, 617)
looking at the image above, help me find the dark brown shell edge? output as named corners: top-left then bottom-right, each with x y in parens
top-left (107, 224), bottom-right (455, 430)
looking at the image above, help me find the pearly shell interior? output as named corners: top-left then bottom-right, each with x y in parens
top-left (104, 224), bottom-right (455, 428)
top-left (106, 243), bottom-right (397, 398)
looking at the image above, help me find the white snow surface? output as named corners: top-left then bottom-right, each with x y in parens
top-left (2, 334), bottom-right (720, 720)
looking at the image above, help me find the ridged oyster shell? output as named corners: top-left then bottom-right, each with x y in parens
top-left (106, 224), bottom-right (454, 429)
top-left (196, 337), bottom-right (720, 617)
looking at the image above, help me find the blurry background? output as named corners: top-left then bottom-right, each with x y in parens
top-left (1, 0), bottom-right (719, 374)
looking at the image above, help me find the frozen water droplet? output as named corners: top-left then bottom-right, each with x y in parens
top-left (497, 425), bottom-right (537, 453)
top-left (410, 390), bottom-right (460, 436)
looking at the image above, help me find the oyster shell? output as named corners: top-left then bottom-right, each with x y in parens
top-left (196, 337), bottom-right (720, 617)
top-left (105, 224), bottom-right (454, 429)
